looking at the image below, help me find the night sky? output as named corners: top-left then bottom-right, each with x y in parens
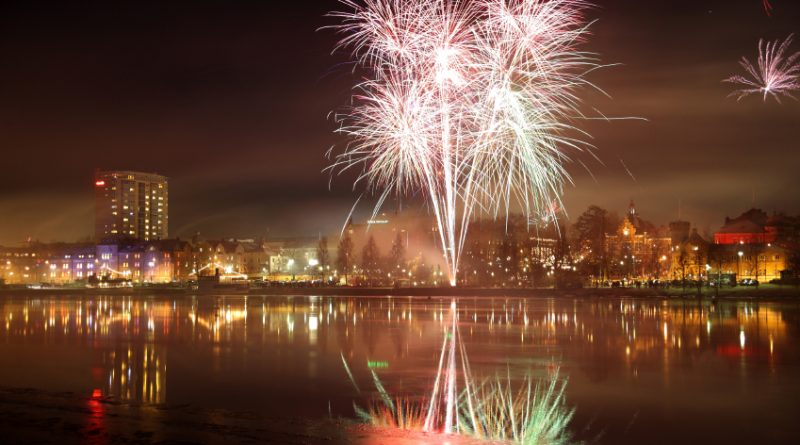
top-left (0, 0), bottom-right (798, 245)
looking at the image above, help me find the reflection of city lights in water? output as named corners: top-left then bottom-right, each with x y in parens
top-left (287, 314), bottom-right (294, 333)
top-left (0, 294), bottom-right (794, 432)
top-left (309, 315), bottom-right (318, 332)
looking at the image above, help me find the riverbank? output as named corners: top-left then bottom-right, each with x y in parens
top-left (1, 284), bottom-right (798, 300)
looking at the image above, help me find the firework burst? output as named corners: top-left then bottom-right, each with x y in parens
top-left (328, 0), bottom-right (603, 284)
top-left (725, 34), bottom-right (800, 103)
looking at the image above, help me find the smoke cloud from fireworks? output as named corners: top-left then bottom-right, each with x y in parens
top-left (328, 0), bottom-right (603, 283)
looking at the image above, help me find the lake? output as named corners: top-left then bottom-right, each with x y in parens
top-left (0, 294), bottom-right (798, 444)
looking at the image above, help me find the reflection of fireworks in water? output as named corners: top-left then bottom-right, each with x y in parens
top-left (344, 300), bottom-right (575, 443)
top-left (725, 34), bottom-right (800, 103)
top-left (328, 0), bottom-right (603, 285)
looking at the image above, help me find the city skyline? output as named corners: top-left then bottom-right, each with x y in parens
top-left (1, 3), bottom-right (799, 444)
top-left (0, 1), bottom-right (799, 245)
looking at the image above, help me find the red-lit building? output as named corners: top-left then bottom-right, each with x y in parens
top-left (711, 209), bottom-right (789, 281)
top-left (714, 208), bottom-right (778, 245)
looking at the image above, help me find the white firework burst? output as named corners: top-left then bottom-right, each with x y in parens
top-left (328, 0), bottom-right (604, 284)
top-left (726, 34), bottom-right (800, 103)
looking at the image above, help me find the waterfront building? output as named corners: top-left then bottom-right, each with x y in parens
top-left (604, 202), bottom-right (672, 280)
top-left (669, 229), bottom-right (711, 281)
top-left (94, 170), bottom-right (168, 241)
top-left (714, 208), bottom-right (779, 245)
top-left (1, 242), bottom-right (97, 285)
top-left (189, 237), bottom-right (266, 279)
top-left (264, 237), bottom-right (320, 280)
top-left (241, 241), bottom-right (269, 279)
top-left (709, 209), bottom-right (789, 282)
top-left (97, 238), bottom-right (193, 283)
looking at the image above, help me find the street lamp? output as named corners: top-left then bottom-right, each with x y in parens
top-left (737, 251), bottom-right (744, 282)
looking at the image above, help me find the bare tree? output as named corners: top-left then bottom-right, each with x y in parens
top-left (317, 237), bottom-right (330, 280)
top-left (361, 235), bottom-right (381, 284)
top-left (388, 232), bottom-right (406, 272)
top-left (336, 233), bottom-right (353, 285)
top-left (573, 206), bottom-right (617, 282)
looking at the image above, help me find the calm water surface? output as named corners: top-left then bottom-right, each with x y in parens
top-left (1, 294), bottom-right (798, 444)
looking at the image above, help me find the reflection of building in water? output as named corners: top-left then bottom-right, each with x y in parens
top-left (0, 295), bottom-right (793, 403)
top-left (189, 302), bottom-right (248, 344)
top-left (0, 297), bottom-right (171, 404)
top-left (105, 344), bottom-right (166, 404)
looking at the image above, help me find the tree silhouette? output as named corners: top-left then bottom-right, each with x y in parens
top-left (361, 235), bottom-right (381, 283)
top-left (389, 232), bottom-right (406, 272)
top-left (316, 237), bottom-right (330, 279)
top-left (337, 233), bottom-right (353, 285)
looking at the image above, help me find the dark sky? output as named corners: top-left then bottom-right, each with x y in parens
top-left (0, 0), bottom-right (798, 245)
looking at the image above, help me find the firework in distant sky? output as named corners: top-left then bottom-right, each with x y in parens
top-left (763, 0), bottom-right (773, 16)
top-left (725, 34), bottom-right (800, 103)
top-left (328, 0), bottom-right (603, 284)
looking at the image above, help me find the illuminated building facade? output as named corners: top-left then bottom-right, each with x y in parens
top-left (709, 209), bottom-right (789, 282)
top-left (96, 239), bottom-right (193, 283)
top-left (604, 202), bottom-right (672, 280)
top-left (0, 243), bottom-right (97, 285)
top-left (264, 237), bottom-right (320, 280)
top-left (190, 238), bottom-right (267, 279)
top-left (714, 208), bottom-right (779, 245)
top-left (95, 170), bottom-right (168, 241)
top-left (670, 229), bottom-right (711, 281)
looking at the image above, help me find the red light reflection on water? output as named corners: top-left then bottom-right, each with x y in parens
top-left (84, 388), bottom-right (107, 444)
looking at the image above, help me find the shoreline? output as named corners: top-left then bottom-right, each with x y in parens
top-left (1, 285), bottom-right (798, 300)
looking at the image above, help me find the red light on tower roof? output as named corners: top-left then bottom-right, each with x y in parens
top-left (95, 180), bottom-right (105, 187)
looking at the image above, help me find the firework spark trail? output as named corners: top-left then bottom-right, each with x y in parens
top-left (444, 299), bottom-right (458, 434)
top-left (763, 0), bottom-right (773, 16)
top-left (328, 0), bottom-right (603, 284)
top-left (725, 34), bottom-right (800, 103)
top-left (423, 300), bottom-right (475, 434)
top-left (423, 304), bottom-right (451, 432)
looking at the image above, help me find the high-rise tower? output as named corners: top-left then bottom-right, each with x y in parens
top-left (94, 170), bottom-right (168, 241)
